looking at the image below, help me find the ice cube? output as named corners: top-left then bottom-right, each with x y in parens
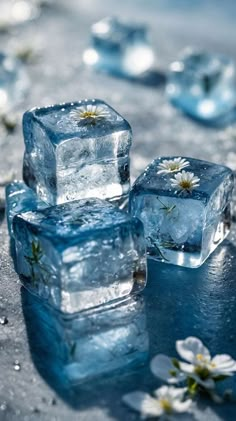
top-left (83, 17), bottom-right (154, 77)
top-left (23, 99), bottom-right (132, 207)
top-left (6, 180), bottom-right (47, 238)
top-left (166, 50), bottom-right (236, 122)
top-left (129, 156), bottom-right (234, 268)
top-left (12, 198), bottom-right (146, 313)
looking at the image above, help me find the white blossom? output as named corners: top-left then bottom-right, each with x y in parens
top-left (176, 337), bottom-right (236, 389)
top-left (123, 386), bottom-right (192, 418)
top-left (70, 104), bottom-right (110, 124)
top-left (170, 171), bottom-right (200, 192)
top-left (157, 158), bottom-right (190, 175)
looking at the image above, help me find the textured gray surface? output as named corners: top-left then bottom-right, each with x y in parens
top-left (0, 1), bottom-right (236, 420)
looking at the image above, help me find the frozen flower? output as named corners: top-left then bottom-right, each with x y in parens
top-left (123, 386), bottom-right (192, 418)
top-left (176, 337), bottom-right (236, 389)
top-left (157, 158), bottom-right (190, 175)
top-left (170, 171), bottom-right (200, 192)
top-left (151, 354), bottom-right (186, 384)
top-left (70, 104), bottom-right (110, 124)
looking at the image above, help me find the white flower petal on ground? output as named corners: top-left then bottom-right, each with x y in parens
top-left (170, 171), bottom-right (200, 192)
top-left (172, 399), bottom-right (193, 413)
top-left (151, 354), bottom-right (186, 384)
top-left (210, 354), bottom-right (236, 375)
top-left (176, 337), bottom-right (211, 364)
top-left (157, 157), bottom-right (190, 175)
top-left (122, 391), bottom-right (163, 417)
top-left (123, 386), bottom-right (193, 418)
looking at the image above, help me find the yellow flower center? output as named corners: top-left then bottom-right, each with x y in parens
top-left (196, 354), bottom-right (204, 362)
top-left (159, 399), bottom-right (172, 413)
top-left (80, 111), bottom-right (99, 119)
top-left (169, 163), bottom-right (180, 171)
top-left (179, 180), bottom-right (192, 189)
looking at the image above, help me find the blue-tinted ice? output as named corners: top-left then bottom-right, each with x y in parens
top-left (0, 52), bottom-right (29, 112)
top-left (55, 296), bottom-right (149, 384)
top-left (83, 17), bottom-right (154, 77)
top-left (166, 50), bottom-right (236, 122)
top-left (23, 99), bottom-right (132, 207)
top-left (129, 157), bottom-right (234, 268)
top-left (12, 198), bottom-right (146, 313)
top-left (6, 181), bottom-right (47, 237)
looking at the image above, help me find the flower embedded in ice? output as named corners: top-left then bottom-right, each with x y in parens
top-left (157, 158), bottom-right (190, 175)
top-left (123, 386), bottom-right (192, 418)
top-left (176, 336), bottom-right (236, 389)
top-left (70, 104), bottom-right (110, 125)
top-left (170, 171), bottom-right (200, 192)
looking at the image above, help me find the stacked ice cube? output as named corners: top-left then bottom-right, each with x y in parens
top-left (6, 98), bottom-right (147, 317)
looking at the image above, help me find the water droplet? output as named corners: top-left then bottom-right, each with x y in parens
top-left (13, 360), bottom-right (21, 371)
top-left (0, 316), bottom-right (8, 325)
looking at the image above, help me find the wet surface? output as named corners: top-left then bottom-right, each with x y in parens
top-left (0, 1), bottom-right (236, 419)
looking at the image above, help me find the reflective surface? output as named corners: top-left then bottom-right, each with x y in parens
top-left (0, 0), bottom-right (236, 419)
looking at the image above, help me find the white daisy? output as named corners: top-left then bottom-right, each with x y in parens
top-left (170, 171), bottom-right (200, 192)
top-left (123, 386), bottom-right (192, 418)
top-left (70, 104), bottom-right (110, 124)
top-left (157, 158), bottom-right (190, 175)
top-left (176, 337), bottom-right (236, 389)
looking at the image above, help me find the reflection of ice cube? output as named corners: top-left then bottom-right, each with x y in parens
top-left (56, 296), bottom-right (149, 384)
top-left (23, 99), bottom-right (132, 207)
top-left (83, 17), bottom-right (154, 77)
top-left (166, 50), bottom-right (236, 121)
top-left (11, 198), bottom-right (146, 314)
top-left (130, 156), bottom-right (234, 268)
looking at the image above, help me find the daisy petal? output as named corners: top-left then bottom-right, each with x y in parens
top-left (172, 399), bottom-right (193, 413)
top-left (176, 337), bottom-right (210, 363)
top-left (151, 354), bottom-right (184, 384)
top-left (122, 392), bottom-right (162, 417)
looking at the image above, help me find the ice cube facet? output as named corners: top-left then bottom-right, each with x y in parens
top-left (166, 50), bottom-right (236, 121)
top-left (83, 17), bottom-right (154, 77)
top-left (55, 296), bottom-right (149, 384)
top-left (129, 157), bottom-right (234, 268)
top-left (23, 99), bottom-right (132, 206)
top-left (13, 198), bottom-right (146, 313)
top-left (6, 181), bottom-right (47, 238)
top-left (0, 52), bottom-right (29, 112)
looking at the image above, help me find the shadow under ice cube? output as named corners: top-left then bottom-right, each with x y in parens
top-left (23, 99), bottom-right (132, 206)
top-left (12, 198), bottom-right (146, 313)
top-left (129, 157), bottom-right (234, 268)
top-left (55, 296), bottom-right (149, 384)
top-left (166, 50), bottom-right (236, 122)
top-left (83, 17), bottom-right (154, 77)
